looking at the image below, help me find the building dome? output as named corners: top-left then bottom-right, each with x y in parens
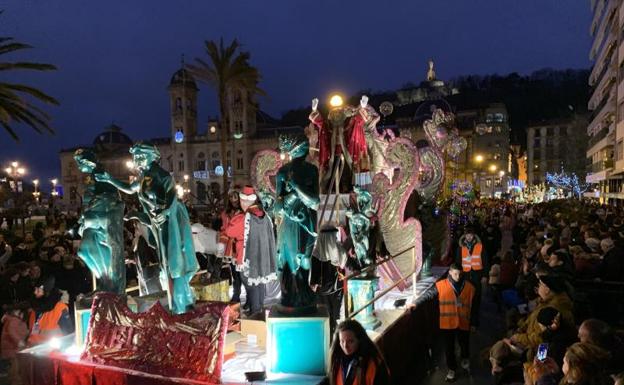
top-left (93, 124), bottom-right (133, 148)
top-left (169, 68), bottom-right (198, 90)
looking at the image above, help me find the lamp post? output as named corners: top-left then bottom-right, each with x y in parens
top-left (473, 154), bottom-right (484, 194)
top-left (50, 178), bottom-right (59, 207)
top-left (33, 179), bottom-right (40, 205)
top-left (4, 161), bottom-right (27, 234)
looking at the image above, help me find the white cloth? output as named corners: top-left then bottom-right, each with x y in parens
top-left (191, 223), bottom-right (218, 255)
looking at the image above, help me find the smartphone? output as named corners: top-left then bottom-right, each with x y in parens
top-left (537, 343), bottom-right (548, 362)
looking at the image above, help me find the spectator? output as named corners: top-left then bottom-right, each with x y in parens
top-left (0, 267), bottom-right (20, 309)
top-left (577, 319), bottom-right (624, 375)
top-left (599, 238), bottom-right (624, 282)
top-left (1, 303), bottom-right (29, 384)
top-left (0, 234), bottom-right (12, 267)
top-left (506, 275), bottom-right (573, 358)
top-left (489, 340), bottom-right (524, 385)
top-left (535, 307), bottom-right (575, 367)
top-left (523, 357), bottom-right (560, 385)
top-left (561, 342), bottom-right (610, 385)
top-left (499, 251), bottom-right (518, 289)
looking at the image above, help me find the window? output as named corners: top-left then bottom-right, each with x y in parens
top-left (186, 99), bottom-right (192, 111)
top-left (534, 129), bottom-right (541, 137)
top-left (236, 158), bottom-right (244, 170)
top-left (495, 178), bottom-right (502, 187)
top-left (494, 153), bottom-right (501, 160)
top-left (534, 138), bottom-right (540, 147)
top-left (495, 113), bottom-right (504, 122)
top-left (495, 126), bottom-right (502, 133)
top-left (486, 114), bottom-right (493, 123)
top-left (486, 179), bottom-right (492, 188)
top-left (211, 160), bottom-right (220, 169)
top-left (547, 127), bottom-right (554, 136)
top-left (197, 152), bottom-right (205, 159)
top-left (178, 161), bottom-right (184, 172)
top-left (212, 151), bottom-right (219, 159)
top-left (176, 98), bottom-right (182, 112)
top-left (196, 160), bottom-right (206, 171)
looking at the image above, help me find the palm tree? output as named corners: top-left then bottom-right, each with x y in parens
top-left (187, 38), bottom-right (264, 199)
top-left (0, 36), bottom-right (59, 141)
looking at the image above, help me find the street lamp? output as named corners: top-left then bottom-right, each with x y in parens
top-left (4, 161), bottom-right (27, 235)
top-left (329, 94), bottom-right (344, 108)
top-left (474, 154), bottom-right (484, 163)
top-left (4, 161), bottom-right (26, 192)
top-left (489, 164), bottom-right (497, 172)
top-left (33, 179), bottom-right (40, 204)
top-left (51, 178), bottom-right (59, 197)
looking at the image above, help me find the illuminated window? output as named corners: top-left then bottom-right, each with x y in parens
top-left (486, 179), bottom-right (492, 188)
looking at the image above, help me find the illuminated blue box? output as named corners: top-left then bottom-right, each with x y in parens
top-left (266, 306), bottom-right (330, 375)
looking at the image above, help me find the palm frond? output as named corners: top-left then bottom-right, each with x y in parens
top-left (0, 41), bottom-right (33, 55)
top-left (1, 121), bottom-right (19, 141)
top-left (0, 62), bottom-right (57, 71)
top-left (1, 82), bottom-right (59, 105)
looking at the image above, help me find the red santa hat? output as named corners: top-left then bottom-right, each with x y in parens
top-left (239, 185), bottom-right (257, 201)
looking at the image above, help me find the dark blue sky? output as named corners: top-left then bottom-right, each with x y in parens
top-left (1, 1), bottom-right (591, 189)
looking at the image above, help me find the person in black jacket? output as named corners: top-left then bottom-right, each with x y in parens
top-left (536, 306), bottom-right (576, 367)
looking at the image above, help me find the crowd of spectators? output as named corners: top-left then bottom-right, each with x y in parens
top-left (457, 200), bottom-right (624, 385)
top-left (0, 211), bottom-right (93, 380)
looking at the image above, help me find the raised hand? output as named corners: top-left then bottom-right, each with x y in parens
top-left (311, 98), bottom-right (319, 111)
top-left (360, 95), bottom-right (369, 109)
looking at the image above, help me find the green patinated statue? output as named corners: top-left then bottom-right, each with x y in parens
top-left (74, 149), bottom-right (126, 294)
top-left (274, 136), bottom-right (320, 310)
top-left (95, 142), bottom-right (198, 314)
top-left (346, 185), bottom-right (376, 268)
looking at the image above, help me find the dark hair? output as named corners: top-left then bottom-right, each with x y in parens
top-left (449, 263), bottom-right (463, 272)
top-left (225, 191), bottom-right (241, 215)
top-left (329, 319), bottom-right (387, 385)
top-left (580, 319), bottom-right (613, 348)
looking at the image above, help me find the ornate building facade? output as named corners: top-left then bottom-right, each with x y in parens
top-left (59, 68), bottom-right (301, 210)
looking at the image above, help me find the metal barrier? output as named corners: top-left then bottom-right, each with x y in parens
top-left (345, 246), bottom-right (417, 320)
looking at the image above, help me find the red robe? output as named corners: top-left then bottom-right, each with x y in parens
top-left (309, 111), bottom-right (331, 171)
top-left (222, 206), bottom-right (265, 267)
top-left (345, 112), bottom-right (368, 167)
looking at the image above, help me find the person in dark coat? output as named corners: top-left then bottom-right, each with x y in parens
top-left (599, 238), bottom-right (624, 282)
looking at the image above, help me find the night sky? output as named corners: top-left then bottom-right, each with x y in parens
top-left (1, 1), bottom-right (591, 189)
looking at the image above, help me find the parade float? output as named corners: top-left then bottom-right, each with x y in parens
top-left (17, 93), bottom-right (465, 385)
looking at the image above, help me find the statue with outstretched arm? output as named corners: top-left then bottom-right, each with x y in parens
top-left (95, 142), bottom-right (198, 314)
top-left (74, 149), bottom-right (125, 294)
top-left (274, 135), bottom-right (320, 310)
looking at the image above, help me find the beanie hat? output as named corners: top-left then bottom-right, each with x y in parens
top-left (539, 275), bottom-right (565, 294)
top-left (537, 306), bottom-right (559, 326)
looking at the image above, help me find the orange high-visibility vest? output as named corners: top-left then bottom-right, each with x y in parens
top-left (436, 279), bottom-right (475, 331)
top-left (336, 359), bottom-right (377, 385)
top-left (28, 302), bottom-right (68, 345)
top-left (461, 242), bottom-right (483, 272)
